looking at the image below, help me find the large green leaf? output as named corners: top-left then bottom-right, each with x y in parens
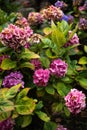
top-left (35, 111), bottom-right (50, 122)
top-left (17, 88), bottom-right (30, 100)
top-left (45, 86), bottom-right (55, 95)
top-left (15, 97), bottom-right (36, 115)
top-left (1, 58), bottom-right (16, 70)
top-left (19, 49), bottom-right (40, 60)
top-left (0, 100), bottom-right (14, 113)
top-left (21, 115), bottom-right (32, 128)
top-left (0, 112), bottom-right (11, 122)
top-left (19, 62), bottom-right (35, 70)
top-left (76, 78), bottom-right (87, 90)
top-left (5, 83), bottom-right (22, 99)
top-left (56, 82), bottom-right (71, 97)
top-left (51, 21), bottom-right (66, 49)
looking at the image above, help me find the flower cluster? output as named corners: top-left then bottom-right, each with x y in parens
top-left (29, 33), bottom-right (42, 44)
top-left (73, 0), bottom-right (82, 6)
top-left (79, 1), bottom-right (87, 11)
top-left (0, 118), bottom-right (14, 130)
top-left (61, 14), bottom-right (74, 24)
top-left (0, 55), bottom-right (10, 71)
top-left (79, 18), bottom-right (87, 30)
top-left (31, 59), bottom-right (41, 70)
top-left (50, 59), bottom-right (68, 78)
top-left (2, 71), bottom-right (24, 88)
top-left (41, 5), bottom-right (63, 21)
top-left (64, 89), bottom-right (86, 114)
top-left (28, 12), bottom-right (44, 25)
top-left (15, 17), bottom-right (29, 27)
top-left (0, 24), bottom-right (33, 50)
top-left (56, 125), bottom-right (67, 130)
top-left (33, 68), bottom-right (50, 87)
top-left (55, 0), bottom-right (67, 10)
top-left (65, 31), bottom-right (79, 47)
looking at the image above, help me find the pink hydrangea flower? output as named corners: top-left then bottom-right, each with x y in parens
top-left (31, 59), bottom-right (42, 70)
top-left (33, 68), bottom-right (50, 87)
top-left (65, 31), bottom-right (79, 47)
top-left (50, 59), bottom-right (68, 77)
top-left (64, 89), bottom-right (86, 114)
top-left (0, 24), bottom-right (33, 50)
top-left (56, 125), bottom-right (67, 130)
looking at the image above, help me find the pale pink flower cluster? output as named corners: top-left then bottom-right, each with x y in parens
top-left (16, 17), bottom-right (29, 27)
top-left (65, 31), bottom-right (79, 47)
top-left (50, 59), bottom-right (68, 77)
top-left (33, 68), bottom-right (50, 87)
top-left (0, 24), bottom-right (33, 50)
top-left (65, 89), bottom-right (86, 114)
top-left (28, 12), bottom-right (44, 25)
top-left (41, 5), bottom-right (63, 21)
top-left (31, 59), bottom-right (42, 70)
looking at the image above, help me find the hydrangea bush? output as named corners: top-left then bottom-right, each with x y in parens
top-left (0, 0), bottom-right (87, 130)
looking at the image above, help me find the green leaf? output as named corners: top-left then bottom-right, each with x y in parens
top-left (84, 45), bottom-right (87, 53)
top-left (52, 103), bottom-right (63, 112)
top-left (40, 57), bottom-right (50, 68)
top-left (46, 49), bottom-right (57, 59)
top-left (44, 121), bottom-right (57, 130)
top-left (0, 112), bottom-right (11, 122)
top-left (19, 49), bottom-right (40, 60)
top-left (1, 58), bottom-right (16, 70)
top-left (43, 27), bottom-right (52, 35)
top-left (78, 56), bottom-right (87, 64)
top-left (45, 86), bottom-right (55, 95)
top-left (35, 111), bottom-right (50, 122)
top-left (0, 46), bottom-right (9, 53)
top-left (5, 83), bottom-right (22, 99)
top-left (41, 38), bottom-right (52, 48)
top-left (51, 21), bottom-right (66, 49)
top-left (15, 97), bottom-right (36, 115)
top-left (21, 115), bottom-right (32, 128)
top-left (0, 100), bottom-right (14, 113)
top-left (17, 88), bottom-right (30, 100)
top-left (19, 62), bottom-right (35, 70)
top-left (76, 78), bottom-right (87, 90)
top-left (0, 88), bottom-right (8, 99)
top-left (56, 82), bottom-right (71, 97)
top-left (64, 107), bottom-right (70, 117)
top-left (0, 79), bottom-right (3, 88)
top-left (35, 101), bottom-right (43, 110)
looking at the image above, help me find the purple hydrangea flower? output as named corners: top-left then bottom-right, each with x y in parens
top-left (33, 68), bottom-right (50, 87)
top-left (79, 18), bottom-right (87, 30)
top-left (65, 31), bottom-right (79, 47)
top-left (55, 1), bottom-right (67, 9)
top-left (56, 125), bottom-right (67, 130)
top-left (61, 14), bottom-right (74, 24)
top-left (64, 89), bottom-right (86, 114)
top-left (2, 71), bottom-right (24, 88)
top-left (0, 118), bottom-right (14, 130)
top-left (50, 59), bottom-right (68, 77)
top-left (31, 59), bottom-right (42, 70)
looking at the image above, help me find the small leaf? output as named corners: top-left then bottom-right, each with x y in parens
top-left (0, 47), bottom-right (10, 53)
top-left (35, 101), bottom-right (44, 110)
top-left (84, 45), bottom-right (87, 53)
top-left (35, 111), bottom-right (50, 122)
top-left (20, 49), bottom-right (40, 60)
top-left (5, 83), bottom-right (22, 99)
top-left (1, 58), bottom-right (16, 70)
top-left (46, 49), bottom-right (57, 59)
top-left (40, 57), bottom-right (50, 68)
top-left (17, 88), bottom-right (30, 100)
top-left (21, 115), bottom-right (32, 128)
top-left (43, 27), bottom-right (52, 35)
top-left (78, 56), bottom-right (87, 64)
top-left (45, 86), bottom-right (55, 95)
top-left (15, 97), bottom-right (36, 115)
top-left (64, 107), bottom-right (70, 117)
top-left (44, 121), bottom-right (57, 130)
top-left (19, 62), bottom-right (35, 70)
top-left (76, 78), bottom-right (87, 90)
top-left (0, 112), bottom-right (11, 122)
top-left (52, 103), bottom-right (63, 112)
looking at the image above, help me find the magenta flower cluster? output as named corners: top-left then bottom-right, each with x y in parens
top-left (56, 125), bottom-right (67, 130)
top-left (65, 31), bottom-right (79, 47)
top-left (2, 71), bottom-right (24, 88)
top-left (0, 118), bottom-right (14, 130)
top-left (33, 68), bottom-right (50, 87)
top-left (64, 89), bottom-right (86, 114)
top-left (50, 59), bottom-right (68, 77)
top-left (0, 24), bottom-right (33, 50)
top-left (31, 59), bottom-right (41, 70)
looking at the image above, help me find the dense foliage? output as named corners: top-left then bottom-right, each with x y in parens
top-left (0, 0), bottom-right (87, 130)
